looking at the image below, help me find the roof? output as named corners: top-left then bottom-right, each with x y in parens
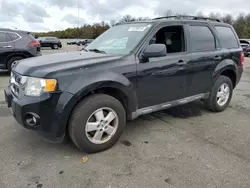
top-left (0, 28), bottom-right (32, 33)
top-left (119, 16), bottom-right (231, 27)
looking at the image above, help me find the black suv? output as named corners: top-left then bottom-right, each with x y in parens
top-left (0, 28), bottom-right (41, 71)
top-left (37, 37), bottom-right (62, 49)
top-left (5, 16), bottom-right (244, 153)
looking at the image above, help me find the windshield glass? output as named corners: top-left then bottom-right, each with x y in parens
top-left (85, 23), bottom-right (152, 55)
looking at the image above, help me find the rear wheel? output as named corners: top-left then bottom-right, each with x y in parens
top-left (7, 56), bottom-right (24, 72)
top-left (51, 44), bottom-right (59, 49)
top-left (204, 76), bottom-right (233, 112)
top-left (68, 94), bottom-right (126, 153)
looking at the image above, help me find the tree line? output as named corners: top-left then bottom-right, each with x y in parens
top-left (35, 11), bottom-right (250, 39)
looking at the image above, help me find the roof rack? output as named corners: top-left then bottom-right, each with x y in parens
top-left (152, 15), bottom-right (221, 22)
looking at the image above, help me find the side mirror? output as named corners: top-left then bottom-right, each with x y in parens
top-left (143, 44), bottom-right (167, 58)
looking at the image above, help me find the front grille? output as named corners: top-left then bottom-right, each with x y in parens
top-left (13, 72), bottom-right (21, 85)
top-left (10, 72), bottom-right (22, 96)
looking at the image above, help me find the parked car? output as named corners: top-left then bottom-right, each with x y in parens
top-left (67, 39), bottom-right (80, 45)
top-left (240, 39), bottom-right (250, 57)
top-left (37, 37), bottom-right (62, 49)
top-left (0, 28), bottom-right (41, 71)
top-left (5, 16), bottom-right (244, 153)
top-left (77, 39), bottom-right (94, 46)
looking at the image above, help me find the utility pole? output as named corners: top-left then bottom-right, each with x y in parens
top-left (77, 3), bottom-right (80, 50)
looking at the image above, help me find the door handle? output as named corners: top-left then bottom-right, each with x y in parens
top-left (176, 60), bottom-right (187, 65)
top-left (3, 45), bottom-right (12, 48)
top-left (214, 55), bottom-right (222, 60)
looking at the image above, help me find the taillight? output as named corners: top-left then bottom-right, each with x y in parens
top-left (240, 52), bottom-right (244, 66)
top-left (29, 40), bottom-right (40, 47)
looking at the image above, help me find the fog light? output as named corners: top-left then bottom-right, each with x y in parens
top-left (24, 113), bottom-right (40, 127)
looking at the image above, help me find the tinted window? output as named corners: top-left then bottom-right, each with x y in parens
top-left (189, 26), bottom-right (215, 52)
top-left (48, 37), bottom-right (56, 40)
top-left (7, 32), bottom-right (21, 41)
top-left (0, 32), bottom-right (10, 42)
top-left (215, 26), bottom-right (239, 48)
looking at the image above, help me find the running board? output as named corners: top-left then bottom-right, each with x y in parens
top-left (131, 93), bottom-right (209, 119)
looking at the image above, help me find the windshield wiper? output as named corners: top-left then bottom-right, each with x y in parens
top-left (88, 49), bottom-right (106, 53)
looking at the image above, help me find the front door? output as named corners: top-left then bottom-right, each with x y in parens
top-left (136, 24), bottom-right (190, 108)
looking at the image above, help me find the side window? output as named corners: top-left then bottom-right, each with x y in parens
top-left (215, 26), bottom-right (239, 49)
top-left (0, 32), bottom-right (10, 42)
top-left (149, 25), bottom-right (185, 54)
top-left (7, 32), bottom-right (21, 41)
top-left (189, 26), bottom-right (216, 52)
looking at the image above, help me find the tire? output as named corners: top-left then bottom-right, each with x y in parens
top-left (204, 75), bottom-right (233, 112)
top-left (68, 94), bottom-right (126, 153)
top-left (51, 44), bottom-right (58, 49)
top-left (7, 56), bottom-right (24, 72)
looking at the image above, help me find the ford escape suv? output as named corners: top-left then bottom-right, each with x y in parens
top-left (5, 16), bottom-right (244, 153)
top-left (0, 28), bottom-right (41, 71)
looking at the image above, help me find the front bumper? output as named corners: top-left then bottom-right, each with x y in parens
top-left (4, 87), bottom-right (75, 143)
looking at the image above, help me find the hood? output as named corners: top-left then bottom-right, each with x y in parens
top-left (13, 51), bottom-right (122, 77)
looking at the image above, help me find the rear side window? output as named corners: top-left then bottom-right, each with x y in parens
top-left (7, 32), bottom-right (21, 41)
top-left (215, 26), bottom-right (239, 49)
top-left (0, 32), bottom-right (11, 42)
top-left (189, 26), bottom-right (216, 52)
top-left (48, 37), bottom-right (56, 40)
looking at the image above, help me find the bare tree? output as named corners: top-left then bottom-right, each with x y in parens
top-left (109, 20), bottom-right (117, 27)
top-left (135, 17), bottom-right (150, 21)
top-left (196, 11), bottom-right (205, 17)
top-left (222, 14), bottom-right (234, 25)
top-left (120, 15), bottom-right (135, 23)
top-left (164, 9), bottom-right (174, 17)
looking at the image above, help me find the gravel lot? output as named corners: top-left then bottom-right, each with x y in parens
top-left (0, 45), bottom-right (250, 188)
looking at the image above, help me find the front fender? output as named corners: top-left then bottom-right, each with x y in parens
top-left (66, 71), bottom-right (137, 116)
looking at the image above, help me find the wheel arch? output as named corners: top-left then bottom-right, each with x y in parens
top-left (5, 53), bottom-right (29, 68)
top-left (213, 59), bottom-right (237, 88)
top-left (69, 81), bottom-right (137, 120)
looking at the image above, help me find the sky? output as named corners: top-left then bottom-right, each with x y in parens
top-left (0, 0), bottom-right (249, 32)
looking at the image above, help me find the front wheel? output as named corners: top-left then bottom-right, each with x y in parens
top-left (204, 75), bottom-right (233, 112)
top-left (68, 94), bottom-right (126, 153)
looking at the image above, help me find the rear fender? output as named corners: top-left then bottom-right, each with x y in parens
top-left (212, 59), bottom-right (237, 82)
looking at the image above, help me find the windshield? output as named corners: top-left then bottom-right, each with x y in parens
top-left (85, 23), bottom-right (152, 55)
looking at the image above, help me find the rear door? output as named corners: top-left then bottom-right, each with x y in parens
top-left (41, 38), bottom-right (51, 47)
top-left (0, 31), bottom-right (14, 67)
top-left (185, 23), bottom-right (219, 96)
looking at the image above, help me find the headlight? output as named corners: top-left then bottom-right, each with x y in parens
top-left (24, 77), bottom-right (57, 96)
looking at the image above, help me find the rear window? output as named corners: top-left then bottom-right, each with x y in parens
top-left (0, 32), bottom-right (11, 42)
top-left (215, 26), bottom-right (239, 49)
top-left (189, 26), bottom-right (216, 52)
top-left (240, 40), bottom-right (250, 44)
top-left (7, 32), bottom-right (21, 41)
